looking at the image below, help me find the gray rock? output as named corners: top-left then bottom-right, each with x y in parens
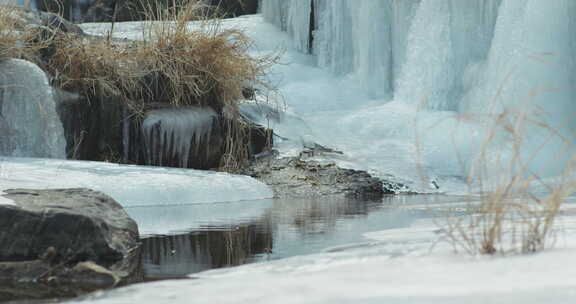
top-left (0, 260), bottom-right (121, 301)
top-left (0, 188), bottom-right (140, 274)
top-left (0, 188), bottom-right (142, 301)
top-left (244, 152), bottom-right (406, 198)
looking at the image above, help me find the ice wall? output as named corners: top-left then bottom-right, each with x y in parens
top-left (262, 0), bottom-right (576, 180)
top-left (0, 59), bottom-right (66, 159)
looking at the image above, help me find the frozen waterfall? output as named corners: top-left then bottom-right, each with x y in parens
top-left (261, 0), bottom-right (576, 189)
top-left (0, 59), bottom-right (66, 159)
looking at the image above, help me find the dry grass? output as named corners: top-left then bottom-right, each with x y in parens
top-left (0, 1), bottom-right (279, 170)
top-left (443, 110), bottom-right (575, 255)
top-left (134, 1), bottom-right (274, 110)
top-left (0, 5), bottom-right (51, 62)
top-left (46, 34), bottom-right (131, 97)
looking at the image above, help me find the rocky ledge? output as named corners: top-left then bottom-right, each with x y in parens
top-left (243, 146), bottom-right (407, 198)
top-left (0, 188), bottom-right (141, 301)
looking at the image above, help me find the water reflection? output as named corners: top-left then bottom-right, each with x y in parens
top-left (142, 223), bottom-right (272, 280)
top-left (138, 195), bottom-right (458, 279)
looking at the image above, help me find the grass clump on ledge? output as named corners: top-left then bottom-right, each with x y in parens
top-left (1, 1), bottom-right (279, 170)
top-left (134, 1), bottom-right (271, 111)
top-left (47, 0), bottom-right (277, 110)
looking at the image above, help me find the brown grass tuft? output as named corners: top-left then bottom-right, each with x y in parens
top-left (46, 34), bottom-right (129, 97)
top-left (0, 6), bottom-right (51, 62)
top-left (443, 110), bottom-right (575, 255)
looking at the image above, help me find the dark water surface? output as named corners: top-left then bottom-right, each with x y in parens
top-left (128, 195), bottom-right (463, 281)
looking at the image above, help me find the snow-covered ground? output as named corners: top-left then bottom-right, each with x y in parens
top-left (73, 14), bottom-right (576, 303)
top-left (0, 157), bottom-right (272, 206)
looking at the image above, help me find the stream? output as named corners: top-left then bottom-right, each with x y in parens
top-left (131, 195), bottom-right (463, 281)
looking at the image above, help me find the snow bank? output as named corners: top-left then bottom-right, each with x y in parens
top-left (0, 157), bottom-right (273, 207)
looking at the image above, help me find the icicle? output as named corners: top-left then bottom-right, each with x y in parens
top-left (142, 107), bottom-right (217, 168)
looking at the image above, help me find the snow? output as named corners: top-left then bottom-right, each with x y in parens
top-left (0, 157), bottom-right (273, 219)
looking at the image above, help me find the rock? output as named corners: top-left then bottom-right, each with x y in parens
top-left (206, 0), bottom-right (259, 18)
top-left (0, 260), bottom-right (122, 301)
top-left (0, 188), bottom-right (142, 301)
top-left (244, 151), bottom-right (405, 198)
top-left (0, 260), bottom-right (51, 282)
top-left (0, 188), bottom-right (140, 278)
top-left (63, 261), bottom-right (120, 288)
top-left (55, 87), bottom-right (125, 161)
top-left (1, 5), bottom-right (83, 35)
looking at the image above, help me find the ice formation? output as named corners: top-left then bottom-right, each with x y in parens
top-left (260, 0), bottom-right (576, 190)
top-left (0, 59), bottom-right (66, 159)
top-left (142, 107), bottom-right (218, 168)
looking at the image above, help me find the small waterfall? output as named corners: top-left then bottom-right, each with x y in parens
top-left (0, 59), bottom-right (66, 159)
top-left (142, 108), bottom-right (218, 168)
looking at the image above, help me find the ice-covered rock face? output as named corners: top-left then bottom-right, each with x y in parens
top-left (0, 59), bottom-right (67, 159)
top-left (262, 0), bottom-right (576, 185)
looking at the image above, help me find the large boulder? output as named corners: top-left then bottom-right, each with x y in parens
top-left (0, 188), bottom-right (139, 266)
top-left (0, 188), bottom-right (142, 299)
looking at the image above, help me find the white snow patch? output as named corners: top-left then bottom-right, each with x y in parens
top-left (0, 157), bottom-right (273, 207)
top-left (0, 191), bottom-right (15, 205)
